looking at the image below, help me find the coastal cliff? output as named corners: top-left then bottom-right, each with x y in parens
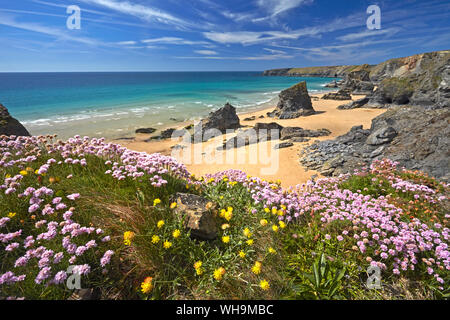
top-left (0, 103), bottom-right (30, 136)
top-left (263, 64), bottom-right (374, 77)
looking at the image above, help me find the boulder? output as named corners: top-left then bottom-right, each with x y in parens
top-left (267, 81), bottom-right (315, 119)
top-left (366, 126), bottom-right (398, 145)
top-left (280, 127), bottom-right (330, 140)
top-left (194, 103), bottom-right (240, 142)
top-left (274, 142), bottom-right (293, 149)
top-left (135, 127), bottom-right (156, 134)
top-left (0, 104), bottom-right (30, 136)
top-left (170, 193), bottom-right (218, 240)
top-left (220, 122), bottom-right (284, 150)
top-left (243, 116), bottom-right (256, 121)
top-left (322, 89), bottom-right (352, 100)
top-left (338, 97), bottom-right (370, 110)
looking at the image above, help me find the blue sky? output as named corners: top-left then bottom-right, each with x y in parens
top-left (0, 0), bottom-right (449, 71)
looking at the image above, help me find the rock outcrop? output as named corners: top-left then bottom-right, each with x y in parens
top-left (267, 81), bottom-right (315, 119)
top-left (194, 103), bottom-right (240, 142)
top-left (0, 104), bottom-right (30, 136)
top-left (300, 105), bottom-right (450, 182)
top-left (170, 193), bottom-right (218, 240)
top-left (321, 89), bottom-right (352, 100)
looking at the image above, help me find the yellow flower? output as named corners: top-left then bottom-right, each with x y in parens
top-left (213, 267), bottom-right (226, 281)
top-left (163, 240), bottom-right (172, 249)
top-left (259, 279), bottom-right (270, 291)
top-left (246, 239), bottom-right (254, 246)
top-left (186, 184), bottom-right (190, 189)
top-left (271, 208), bottom-right (277, 215)
top-left (223, 178), bottom-right (228, 182)
top-left (19, 170), bottom-right (28, 176)
top-left (141, 277), bottom-right (153, 294)
top-left (7, 212), bottom-right (16, 218)
top-left (170, 202), bottom-right (177, 209)
top-left (26, 167), bottom-right (33, 172)
top-left (222, 236), bottom-right (230, 243)
top-left (5, 174), bottom-right (11, 178)
top-left (34, 170), bottom-right (39, 175)
top-left (151, 235), bottom-right (160, 244)
top-left (193, 261), bottom-right (202, 269)
top-left (221, 223), bottom-right (230, 230)
top-left (251, 261), bottom-right (262, 274)
top-left (264, 208), bottom-right (270, 213)
top-left (272, 225), bottom-right (279, 232)
top-left (219, 195), bottom-right (224, 200)
top-left (279, 221), bottom-right (286, 229)
top-left (239, 251), bottom-right (246, 259)
top-left (260, 219), bottom-right (268, 226)
top-left (277, 210), bottom-right (285, 216)
top-left (219, 209), bottom-right (226, 218)
top-left (205, 202), bottom-right (213, 210)
top-left (224, 211), bottom-right (233, 221)
top-left (123, 231), bottom-right (135, 246)
top-left (268, 247), bottom-right (276, 254)
top-left (172, 229), bottom-right (181, 239)
top-left (153, 198), bottom-right (161, 206)
top-left (227, 206), bottom-right (233, 212)
top-left (195, 267), bottom-right (204, 275)
top-left (243, 228), bottom-right (252, 238)
top-left (157, 220), bottom-right (165, 228)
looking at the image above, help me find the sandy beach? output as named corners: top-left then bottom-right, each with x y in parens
top-left (112, 93), bottom-right (385, 188)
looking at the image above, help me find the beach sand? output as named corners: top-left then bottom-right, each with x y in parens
top-left (112, 93), bottom-right (385, 188)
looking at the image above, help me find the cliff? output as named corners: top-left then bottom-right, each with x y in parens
top-left (0, 103), bottom-right (30, 136)
top-left (263, 64), bottom-right (374, 77)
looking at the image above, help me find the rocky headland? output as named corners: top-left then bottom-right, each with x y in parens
top-left (0, 103), bottom-right (30, 137)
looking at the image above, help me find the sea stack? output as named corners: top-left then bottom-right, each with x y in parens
top-left (268, 81), bottom-right (315, 119)
top-left (0, 103), bottom-right (30, 136)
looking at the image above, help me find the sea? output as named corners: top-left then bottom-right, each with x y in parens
top-left (0, 72), bottom-right (336, 140)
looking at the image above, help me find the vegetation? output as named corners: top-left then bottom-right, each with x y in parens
top-left (1, 135), bottom-right (448, 300)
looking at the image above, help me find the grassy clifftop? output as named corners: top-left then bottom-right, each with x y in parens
top-left (263, 64), bottom-right (374, 77)
top-left (1, 135), bottom-right (449, 300)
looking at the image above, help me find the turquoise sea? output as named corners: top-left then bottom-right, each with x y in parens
top-left (0, 72), bottom-right (336, 139)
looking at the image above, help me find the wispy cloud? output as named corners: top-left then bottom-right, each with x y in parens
top-left (32, 0), bottom-right (106, 15)
top-left (116, 40), bottom-right (137, 45)
top-left (141, 37), bottom-right (210, 45)
top-left (78, 0), bottom-right (191, 29)
top-left (337, 27), bottom-right (401, 42)
top-left (0, 13), bottom-right (101, 46)
top-left (194, 50), bottom-right (218, 55)
top-left (176, 53), bottom-right (293, 61)
top-left (256, 0), bottom-right (313, 17)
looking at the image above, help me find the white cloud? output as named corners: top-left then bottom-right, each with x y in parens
top-left (116, 40), bottom-right (137, 45)
top-left (78, 0), bottom-right (190, 28)
top-left (257, 0), bottom-right (313, 17)
top-left (175, 53), bottom-right (293, 61)
top-left (194, 50), bottom-right (218, 55)
top-left (337, 28), bottom-right (400, 42)
top-left (141, 37), bottom-right (210, 45)
top-left (0, 13), bottom-right (101, 46)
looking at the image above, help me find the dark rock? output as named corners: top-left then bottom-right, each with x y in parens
top-left (254, 122), bottom-right (284, 131)
top-left (280, 127), bottom-right (330, 140)
top-left (324, 80), bottom-right (338, 88)
top-left (220, 122), bottom-right (284, 150)
top-left (290, 137), bottom-right (310, 143)
top-left (322, 89), bottom-right (352, 100)
top-left (145, 128), bottom-right (186, 141)
top-left (170, 193), bottom-right (218, 240)
top-left (184, 124), bottom-right (194, 130)
top-left (366, 126), bottom-right (397, 145)
top-left (194, 103), bottom-right (240, 142)
top-left (267, 81), bottom-right (315, 119)
top-left (0, 103), bottom-right (30, 136)
top-left (258, 115), bottom-right (265, 118)
top-left (274, 142), bottom-right (293, 149)
top-left (338, 97), bottom-right (370, 110)
top-left (135, 127), bottom-right (156, 134)
top-left (243, 116), bottom-right (256, 121)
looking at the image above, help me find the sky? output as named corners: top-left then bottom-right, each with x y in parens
top-left (0, 0), bottom-right (449, 72)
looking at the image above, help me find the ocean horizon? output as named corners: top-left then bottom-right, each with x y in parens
top-left (0, 71), bottom-right (336, 140)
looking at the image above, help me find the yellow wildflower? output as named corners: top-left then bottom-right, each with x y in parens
top-left (26, 167), bottom-right (33, 172)
top-left (151, 235), bottom-right (160, 244)
top-left (239, 251), bottom-right (246, 259)
top-left (141, 277), bottom-right (153, 294)
top-left (221, 223), bottom-right (230, 230)
top-left (279, 221), bottom-right (286, 229)
top-left (219, 209), bottom-right (226, 218)
top-left (195, 267), bottom-right (204, 275)
top-left (213, 267), bottom-right (226, 281)
top-left (170, 202), bottom-right (177, 209)
top-left (222, 236), bottom-right (230, 243)
top-left (259, 279), bottom-right (270, 291)
top-left (246, 239), bottom-right (254, 246)
top-left (251, 261), bottom-right (262, 274)
top-left (268, 247), bottom-right (276, 254)
top-left (163, 240), bottom-right (172, 249)
top-left (271, 208), bottom-right (277, 215)
top-left (157, 220), bottom-right (165, 228)
top-left (19, 170), bottom-right (28, 176)
top-left (153, 198), bottom-right (161, 206)
top-left (123, 231), bottom-right (135, 246)
top-left (243, 228), bottom-right (252, 238)
top-left (272, 225), bottom-right (279, 232)
top-left (193, 261), bottom-right (202, 270)
top-left (34, 170), bottom-right (39, 175)
top-left (5, 174), bottom-right (11, 178)
top-left (7, 212), bottom-right (16, 218)
top-left (264, 208), bottom-right (270, 213)
top-left (172, 229), bottom-right (181, 239)
top-left (260, 219), bottom-right (268, 226)
top-left (224, 210), bottom-right (233, 221)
